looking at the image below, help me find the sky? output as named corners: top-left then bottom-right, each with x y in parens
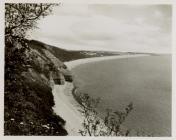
top-left (28, 4), bottom-right (172, 53)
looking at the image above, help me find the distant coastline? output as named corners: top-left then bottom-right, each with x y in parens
top-left (65, 54), bottom-right (149, 70)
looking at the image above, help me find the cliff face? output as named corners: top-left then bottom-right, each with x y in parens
top-left (4, 39), bottom-right (70, 135)
top-left (27, 40), bottom-right (73, 84)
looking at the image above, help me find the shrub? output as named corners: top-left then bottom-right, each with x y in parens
top-left (78, 93), bottom-right (133, 136)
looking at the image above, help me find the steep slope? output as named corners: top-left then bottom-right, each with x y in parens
top-left (29, 40), bottom-right (122, 62)
top-left (4, 39), bottom-right (69, 135)
top-left (4, 39), bottom-right (122, 135)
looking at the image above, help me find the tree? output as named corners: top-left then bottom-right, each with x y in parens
top-left (5, 3), bottom-right (58, 84)
top-left (4, 3), bottom-right (63, 135)
top-left (5, 3), bottom-right (59, 74)
top-left (5, 3), bottom-right (58, 39)
top-left (78, 93), bottom-right (133, 136)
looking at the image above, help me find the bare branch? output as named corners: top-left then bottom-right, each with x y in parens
top-left (78, 93), bottom-right (134, 136)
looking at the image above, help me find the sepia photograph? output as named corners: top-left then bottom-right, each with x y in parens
top-left (4, 1), bottom-right (172, 137)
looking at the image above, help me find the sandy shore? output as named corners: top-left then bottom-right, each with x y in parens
top-left (52, 83), bottom-right (83, 135)
top-left (52, 54), bottom-right (148, 135)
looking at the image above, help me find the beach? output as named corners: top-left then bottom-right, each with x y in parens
top-left (52, 54), bottom-right (149, 135)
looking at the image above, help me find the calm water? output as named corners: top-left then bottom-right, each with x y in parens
top-left (72, 55), bottom-right (171, 136)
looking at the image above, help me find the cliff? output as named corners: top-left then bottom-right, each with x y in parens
top-left (29, 40), bottom-right (122, 62)
top-left (4, 39), bottom-right (120, 135)
top-left (5, 39), bottom-right (69, 135)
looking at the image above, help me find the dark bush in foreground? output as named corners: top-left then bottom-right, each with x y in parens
top-left (4, 37), bottom-right (68, 136)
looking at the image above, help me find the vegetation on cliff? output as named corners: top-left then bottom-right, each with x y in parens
top-left (4, 3), bottom-right (68, 135)
top-left (28, 40), bottom-right (122, 62)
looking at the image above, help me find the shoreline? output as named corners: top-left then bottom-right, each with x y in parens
top-left (52, 54), bottom-right (149, 135)
top-left (64, 54), bottom-right (149, 70)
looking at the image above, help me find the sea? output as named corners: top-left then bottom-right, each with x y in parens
top-left (71, 55), bottom-right (171, 136)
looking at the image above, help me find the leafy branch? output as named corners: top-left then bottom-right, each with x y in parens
top-left (5, 3), bottom-right (60, 39)
top-left (77, 93), bottom-right (133, 136)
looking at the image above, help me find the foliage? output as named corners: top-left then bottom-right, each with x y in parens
top-left (5, 3), bottom-right (58, 38)
top-left (78, 93), bottom-right (133, 136)
top-left (5, 3), bottom-right (58, 78)
top-left (4, 3), bottom-right (68, 135)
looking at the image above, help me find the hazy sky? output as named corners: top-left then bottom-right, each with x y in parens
top-left (28, 4), bottom-right (171, 53)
